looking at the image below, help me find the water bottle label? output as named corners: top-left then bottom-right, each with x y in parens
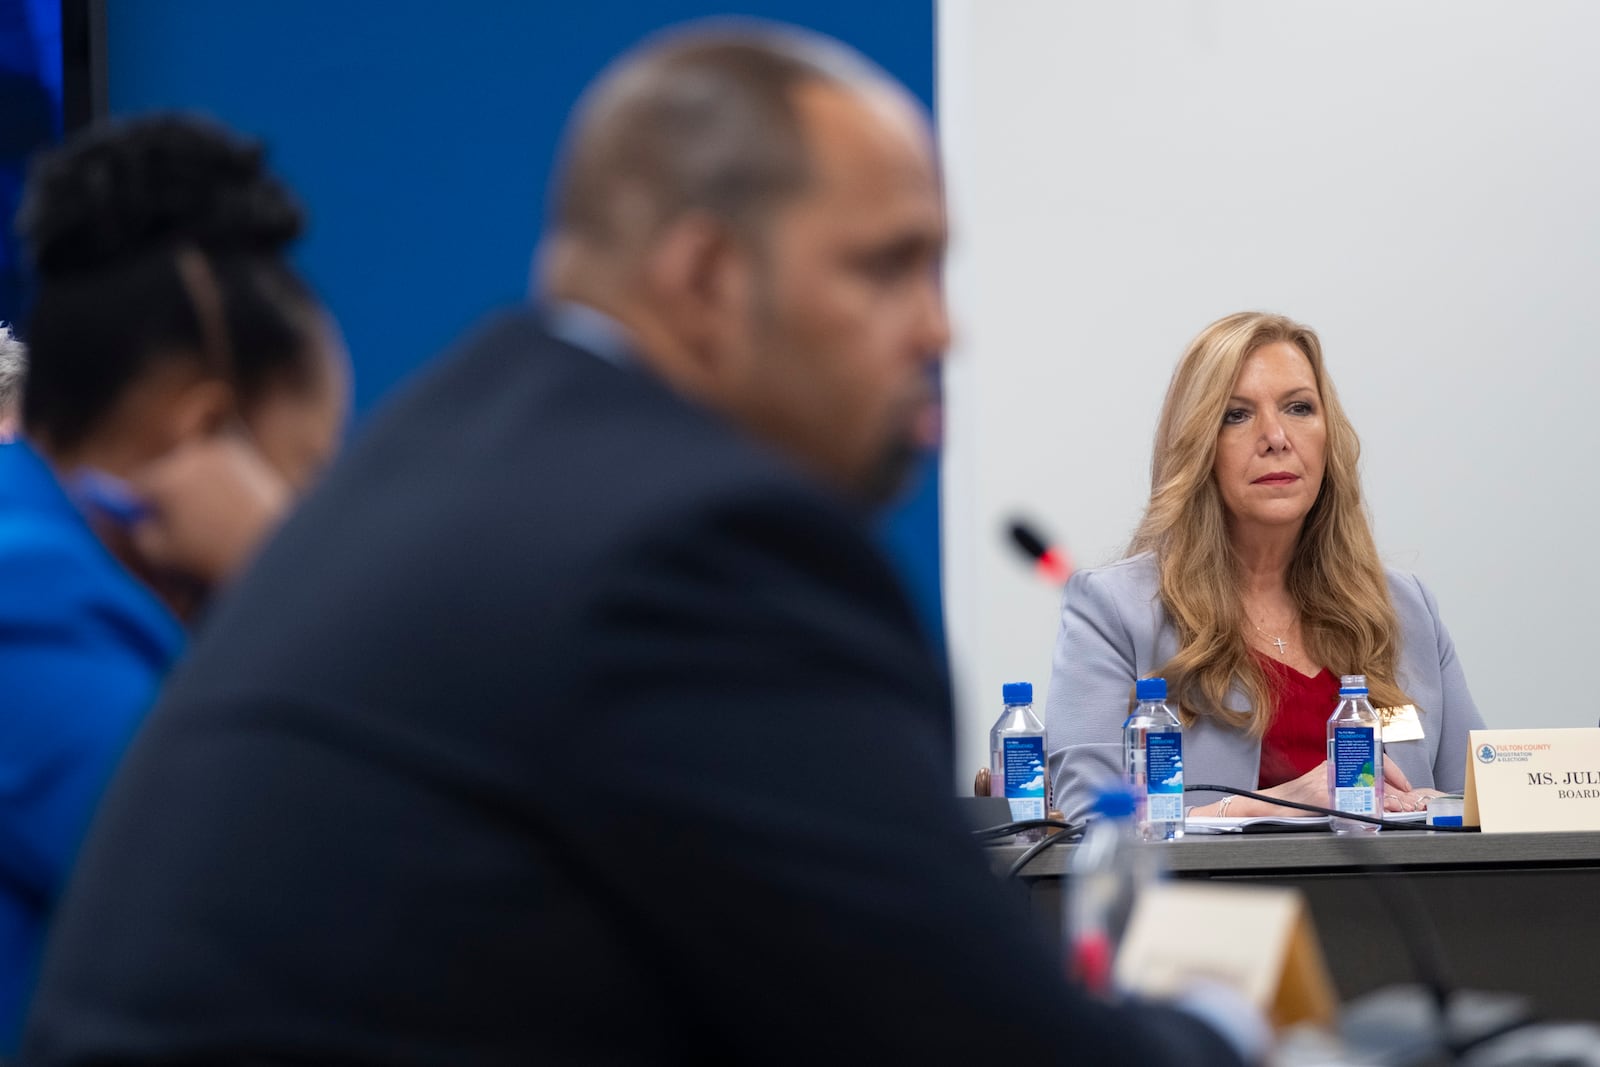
top-left (1332, 726), bottom-right (1378, 814)
top-left (1001, 735), bottom-right (1047, 821)
top-left (1145, 733), bottom-right (1184, 823)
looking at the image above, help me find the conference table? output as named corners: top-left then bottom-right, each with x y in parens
top-left (992, 829), bottom-right (1600, 1022)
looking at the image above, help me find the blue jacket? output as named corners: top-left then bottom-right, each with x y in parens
top-left (0, 441), bottom-right (183, 1049)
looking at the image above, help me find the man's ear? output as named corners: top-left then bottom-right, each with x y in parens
top-left (642, 214), bottom-right (753, 375)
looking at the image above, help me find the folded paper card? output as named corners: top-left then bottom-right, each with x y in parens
top-left (1114, 882), bottom-right (1336, 1030)
top-left (1463, 728), bottom-right (1600, 832)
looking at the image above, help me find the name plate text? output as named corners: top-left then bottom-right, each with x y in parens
top-left (1463, 728), bottom-right (1600, 832)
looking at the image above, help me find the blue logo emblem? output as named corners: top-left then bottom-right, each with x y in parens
top-left (1476, 743), bottom-right (1497, 764)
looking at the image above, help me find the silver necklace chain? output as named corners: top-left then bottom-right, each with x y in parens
top-left (1250, 617), bottom-right (1293, 656)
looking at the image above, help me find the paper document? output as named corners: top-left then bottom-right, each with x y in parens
top-left (1185, 811), bottom-right (1429, 834)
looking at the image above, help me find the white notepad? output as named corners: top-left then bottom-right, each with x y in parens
top-left (1184, 811), bottom-right (1429, 834)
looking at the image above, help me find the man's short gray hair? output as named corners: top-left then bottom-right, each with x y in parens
top-left (0, 322), bottom-right (27, 423)
top-left (552, 21), bottom-right (896, 249)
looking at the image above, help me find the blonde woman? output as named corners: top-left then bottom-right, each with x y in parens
top-left (1046, 312), bottom-right (1484, 824)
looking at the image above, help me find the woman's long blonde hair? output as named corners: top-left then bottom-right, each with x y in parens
top-left (1128, 311), bottom-right (1409, 734)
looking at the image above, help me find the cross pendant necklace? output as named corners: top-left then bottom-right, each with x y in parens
top-left (1251, 619), bottom-right (1290, 656)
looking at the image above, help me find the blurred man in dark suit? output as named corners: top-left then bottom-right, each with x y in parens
top-left (23, 22), bottom-right (1254, 1066)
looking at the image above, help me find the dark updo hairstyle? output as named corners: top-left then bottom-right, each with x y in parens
top-left (16, 114), bottom-right (323, 450)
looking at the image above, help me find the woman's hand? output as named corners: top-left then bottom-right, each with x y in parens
top-left (1251, 761), bottom-right (1341, 815)
top-left (1203, 758), bottom-right (1437, 817)
top-left (1370, 759), bottom-right (1444, 813)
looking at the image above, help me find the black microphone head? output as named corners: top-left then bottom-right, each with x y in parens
top-left (1008, 519), bottom-right (1050, 561)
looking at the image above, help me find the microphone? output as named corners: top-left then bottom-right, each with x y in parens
top-left (1007, 517), bottom-right (1074, 585)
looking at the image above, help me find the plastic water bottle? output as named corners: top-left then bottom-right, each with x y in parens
top-left (1327, 674), bottom-right (1384, 834)
top-left (990, 682), bottom-right (1047, 843)
top-left (1123, 677), bottom-right (1185, 841)
top-left (1067, 785), bottom-right (1155, 997)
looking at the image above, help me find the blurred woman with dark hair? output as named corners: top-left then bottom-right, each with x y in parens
top-left (0, 115), bottom-right (347, 1045)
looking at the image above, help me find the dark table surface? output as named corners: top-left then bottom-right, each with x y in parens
top-left (989, 828), bottom-right (1600, 1021)
top-left (991, 827), bottom-right (1600, 877)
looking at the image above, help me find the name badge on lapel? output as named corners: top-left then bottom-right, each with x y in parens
top-left (1379, 705), bottom-right (1424, 743)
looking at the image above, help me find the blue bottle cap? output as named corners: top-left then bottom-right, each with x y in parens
top-left (1002, 681), bottom-right (1033, 705)
top-left (1338, 673), bottom-right (1369, 696)
top-left (1092, 785), bottom-right (1137, 819)
top-left (1135, 677), bottom-right (1167, 702)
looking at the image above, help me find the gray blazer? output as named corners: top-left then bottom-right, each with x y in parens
top-left (1045, 552), bottom-right (1485, 824)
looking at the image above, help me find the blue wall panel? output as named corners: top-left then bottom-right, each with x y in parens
top-left (105, 0), bottom-right (943, 647)
top-left (0, 0), bottom-right (64, 326)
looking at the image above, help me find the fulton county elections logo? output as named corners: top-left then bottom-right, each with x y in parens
top-left (1477, 744), bottom-right (1497, 764)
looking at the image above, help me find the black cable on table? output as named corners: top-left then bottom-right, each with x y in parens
top-left (1186, 783), bottom-right (1518, 1061)
top-left (969, 818), bottom-right (1075, 841)
top-left (1185, 783), bottom-right (1478, 832)
top-left (1003, 822), bottom-right (1084, 878)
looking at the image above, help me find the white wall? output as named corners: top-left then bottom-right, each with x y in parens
top-left (939, 0), bottom-right (1600, 788)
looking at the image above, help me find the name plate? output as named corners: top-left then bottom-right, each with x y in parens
top-left (1115, 882), bottom-right (1336, 1030)
top-left (1463, 728), bottom-right (1600, 832)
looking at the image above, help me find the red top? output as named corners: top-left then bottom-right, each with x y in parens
top-left (1256, 653), bottom-right (1338, 789)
